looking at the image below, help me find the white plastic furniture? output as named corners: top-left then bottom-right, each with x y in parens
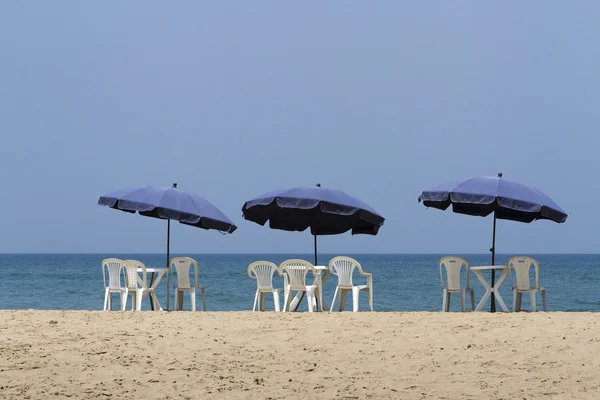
top-left (121, 260), bottom-right (140, 311)
top-left (329, 256), bottom-right (373, 312)
top-left (170, 257), bottom-right (206, 311)
top-left (280, 259), bottom-right (323, 312)
top-left (508, 256), bottom-right (546, 312)
top-left (122, 259), bottom-right (158, 311)
top-left (102, 258), bottom-right (126, 311)
top-left (470, 265), bottom-right (510, 312)
top-left (287, 265), bottom-right (331, 312)
top-left (139, 266), bottom-right (169, 311)
top-left (248, 261), bottom-right (284, 312)
top-left (439, 257), bottom-right (475, 312)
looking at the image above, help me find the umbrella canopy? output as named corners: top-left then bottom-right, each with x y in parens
top-left (418, 175), bottom-right (567, 223)
top-left (98, 185), bottom-right (238, 233)
top-left (419, 173), bottom-right (567, 312)
top-left (242, 184), bottom-right (385, 264)
top-left (98, 183), bottom-right (237, 309)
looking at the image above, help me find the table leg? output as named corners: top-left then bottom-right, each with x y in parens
top-left (474, 270), bottom-right (492, 311)
top-left (492, 269), bottom-right (510, 312)
top-left (318, 270), bottom-right (330, 311)
top-left (288, 269), bottom-right (330, 312)
top-left (289, 292), bottom-right (305, 312)
top-left (150, 293), bottom-right (164, 311)
top-left (150, 272), bottom-right (166, 311)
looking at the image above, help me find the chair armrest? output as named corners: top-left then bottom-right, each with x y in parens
top-left (359, 271), bottom-right (372, 277)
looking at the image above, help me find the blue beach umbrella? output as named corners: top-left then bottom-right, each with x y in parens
top-left (98, 183), bottom-right (237, 309)
top-left (242, 184), bottom-right (385, 265)
top-left (418, 173), bottom-right (567, 311)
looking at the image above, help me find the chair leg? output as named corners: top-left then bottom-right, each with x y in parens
top-left (512, 290), bottom-right (517, 312)
top-left (331, 287), bottom-right (339, 312)
top-left (352, 287), bottom-right (360, 312)
top-left (541, 289), bottom-right (547, 312)
top-left (339, 289), bottom-right (347, 312)
top-left (130, 291), bottom-right (137, 311)
top-left (470, 289), bottom-right (475, 311)
top-left (136, 290), bottom-right (143, 311)
top-left (318, 287), bottom-right (324, 312)
top-left (103, 288), bottom-right (109, 311)
top-left (306, 290), bottom-right (314, 312)
top-left (201, 288), bottom-right (206, 311)
top-left (121, 289), bottom-right (128, 311)
top-left (442, 289), bottom-right (448, 312)
top-left (283, 288), bottom-right (291, 312)
top-left (253, 290), bottom-right (259, 312)
top-left (517, 292), bottom-right (523, 312)
top-left (190, 289), bottom-right (196, 312)
top-left (460, 289), bottom-right (466, 312)
top-left (259, 292), bottom-right (266, 312)
top-left (368, 287), bottom-right (373, 312)
top-left (530, 290), bottom-right (537, 312)
top-left (273, 290), bottom-right (281, 312)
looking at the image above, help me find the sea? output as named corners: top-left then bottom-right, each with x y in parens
top-left (0, 254), bottom-right (597, 312)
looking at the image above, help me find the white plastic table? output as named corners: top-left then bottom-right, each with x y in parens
top-left (288, 265), bottom-right (330, 312)
top-left (137, 267), bottom-right (169, 311)
top-left (470, 265), bottom-right (510, 312)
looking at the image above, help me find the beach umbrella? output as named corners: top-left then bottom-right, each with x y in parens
top-left (418, 173), bottom-right (567, 311)
top-left (98, 183), bottom-right (237, 310)
top-left (241, 184), bottom-right (385, 265)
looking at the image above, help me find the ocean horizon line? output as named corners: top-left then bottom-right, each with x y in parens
top-left (1, 252), bottom-right (598, 256)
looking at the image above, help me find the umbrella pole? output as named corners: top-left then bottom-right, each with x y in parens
top-left (313, 234), bottom-right (318, 265)
top-left (490, 212), bottom-right (497, 312)
top-left (166, 219), bottom-right (170, 311)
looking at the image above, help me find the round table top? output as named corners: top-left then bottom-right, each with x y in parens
top-left (470, 265), bottom-right (508, 271)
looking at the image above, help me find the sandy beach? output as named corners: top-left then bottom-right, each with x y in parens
top-left (0, 311), bottom-right (599, 399)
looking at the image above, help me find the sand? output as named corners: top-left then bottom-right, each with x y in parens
top-left (0, 311), bottom-right (599, 399)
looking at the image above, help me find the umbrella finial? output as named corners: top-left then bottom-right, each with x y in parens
top-left (172, 183), bottom-right (178, 188)
top-left (497, 173), bottom-right (503, 178)
top-left (316, 183), bottom-right (321, 188)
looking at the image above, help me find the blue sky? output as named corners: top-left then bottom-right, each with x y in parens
top-left (0, 2), bottom-right (597, 254)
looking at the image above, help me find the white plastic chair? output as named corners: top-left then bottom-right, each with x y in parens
top-left (439, 256), bottom-right (475, 312)
top-left (248, 261), bottom-right (284, 312)
top-left (329, 256), bottom-right (373, 312)
top-left (122, 259), bottom-right (157, 311)
top-left (170, 257), bottom-right (206, 311)
top-left (280, 259), bottom-right (323, 312)
top-left (508, 256), bottom-right (546, 312)
top-left (102, 258), bottom-right (125, 311)
top-left (121, 260), bottom-right (140, 311)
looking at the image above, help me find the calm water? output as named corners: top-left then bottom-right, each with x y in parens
top-left (0, 254), bottom-right (597, 312)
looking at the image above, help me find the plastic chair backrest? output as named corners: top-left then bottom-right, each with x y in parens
top-left (122, 259), bottom-right (147, 289)
top-left (102, 258), bottom-right (123, 290)
top-left (170, 257), bottom-right (199, 290)
top-left (248, 261), bottom-right (280, 290)
top-left (329, 256), bottom-right (362, 288)
top-left (439, 257), bottom-right (470, 291)
top-left (280, 259), bottom-right (316, 290)
top-left (508, 256), bottom-right (540, 290)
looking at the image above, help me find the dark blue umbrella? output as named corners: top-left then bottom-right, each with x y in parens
top-left (242, 184), bottom-right (385, 264)
top-left (419, 173), bottom-right (567, 311)
top-left (98, 183), bottom-right (237, 309)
